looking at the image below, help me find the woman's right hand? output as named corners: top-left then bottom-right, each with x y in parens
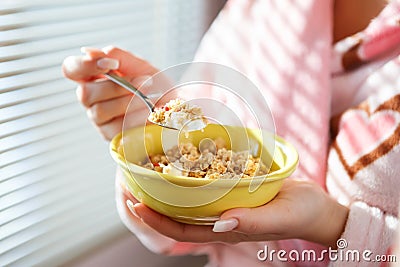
top-left (62, 46), bottom-right (159, 140)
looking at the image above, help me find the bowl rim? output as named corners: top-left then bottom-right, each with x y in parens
top-left (109, 125), bottom-right (299, 186)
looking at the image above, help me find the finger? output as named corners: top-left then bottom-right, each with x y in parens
top-left (217, 208), bottom-right (281, 235)
top-left (102, 46), bottom-right (158, 78)
top-left (77, 74), bottom-right (153, 108)
top-left (133, 203), bottom-right (245, 243)
top-left (87, 94), bottom-right (133, 125)
top-left (94, 115), bottom-right (124, 141)
top-left (115, 169), bottom-right (140, 221)
top-left (133, 203), bottom-right (213, 242)
top-left (115, 170), bottom-right (180, 254)
top-left (133, 201), bottom-right (286, 243)
top-left (81, 47), bottom-right (122, 72)
top-left (77, 80), bottom-right (131, 108)
top-left (115, 170), bottom-right (151, 233)
top-left (115, 169), bottom-right (139, 204)
top-left (62, 55), bottom-right (119, 82)
top-left (94, 106), bottom-right (150, 141)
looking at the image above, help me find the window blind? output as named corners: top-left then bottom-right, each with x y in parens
top-left (0, 0), bottom-right (209, 266)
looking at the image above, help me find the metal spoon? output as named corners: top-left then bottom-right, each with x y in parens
top-left (104, 73), bottom-right (180, 130)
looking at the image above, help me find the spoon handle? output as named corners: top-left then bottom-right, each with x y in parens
top-left (104, 73), bottom-right (155, 112)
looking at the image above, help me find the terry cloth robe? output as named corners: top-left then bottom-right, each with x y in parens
top-left (327, 1), bottom-right (400, 266)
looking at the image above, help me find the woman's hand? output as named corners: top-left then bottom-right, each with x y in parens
top-left (62, 46), bottom-right (159, 140)
top-left (122, 178), bottom-right (349, 248)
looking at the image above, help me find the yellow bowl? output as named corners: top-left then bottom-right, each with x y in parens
top-left (110, 124), bottom-right (298, 225)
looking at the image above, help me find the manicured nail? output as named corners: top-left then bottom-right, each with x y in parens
top-left (126, 200), bottom-right (139, 218)
top-left (212, 218), bottom-right (239, 232)
top-left (97, 58), bottom-right (119, 70)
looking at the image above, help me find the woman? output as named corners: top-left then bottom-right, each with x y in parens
top-left (62, 0), bottom-right (400, 265)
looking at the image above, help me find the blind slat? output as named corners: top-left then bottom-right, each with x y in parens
top-left (0, 79), bottom-right (71, 108)
top-left (3, 206), bottom-right (119, 267)
top-left (0, 25), bottom-right (153, 63)
top-left (0, 1), bottom-right (149, 29)
top-left (0, 12), bottom-right (152, 45)
top-left (0, 164), bottom-right (115, 242)
top-left (0, 127), bottom-right (90, 168)
top-left (0, 89), bottom-right (75, 123)
top-left (0, 67), bottom-right (62, 93)
top-left (1, 125), bottom-right (95, 168)
top-left (0, 0), bottom-right (114, 11)
top-left (0, 113), bottom-right (87, 153)
top-left (1, 186), bottom-right (117, 258)
top-left (0, 104), bottom-right (81, 139)
top-left (9, 215), bottom-right (120, 267)
top-left (0, 129), bottom-right (103, 183)
top-left (0, 149), bottom-right (108, 201)
top-left (19, 215), bottom-right (122, 267)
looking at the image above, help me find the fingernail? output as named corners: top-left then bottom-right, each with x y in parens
top-left (126, 200), bottom-right (140, 218)
top-left (97, 58), bottom-right (119, 70)
top-left (212, 218), bottom-right (239, 232)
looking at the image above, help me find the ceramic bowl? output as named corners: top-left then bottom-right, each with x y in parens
top-left (110, 124), bottom-right (298, 225)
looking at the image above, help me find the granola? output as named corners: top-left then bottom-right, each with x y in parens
top-left (148, 98), bottom-right (207, 131)
top-left (139, 138), bottom-right (269, 179)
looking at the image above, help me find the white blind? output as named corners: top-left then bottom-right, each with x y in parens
top-left (0, 0), bottom-right (208, 266)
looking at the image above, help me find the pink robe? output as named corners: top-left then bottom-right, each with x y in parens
top-left (125, 1), bottom-right (400, 266)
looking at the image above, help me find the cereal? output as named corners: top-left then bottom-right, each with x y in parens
top-left (139, 138), bottom-right (269, 179)
top-left (148, 98), bottom-right (207, 131)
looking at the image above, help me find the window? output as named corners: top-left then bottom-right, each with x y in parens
top-left (0, 0), bottom-right (212, 265)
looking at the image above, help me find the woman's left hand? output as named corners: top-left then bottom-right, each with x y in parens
top-left (125, 178), bottom-right (349, 248)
